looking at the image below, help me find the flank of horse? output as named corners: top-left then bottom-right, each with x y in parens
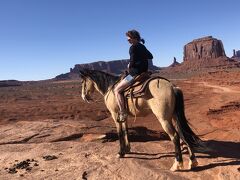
top-left (79, 69), bottom-right (206, 171)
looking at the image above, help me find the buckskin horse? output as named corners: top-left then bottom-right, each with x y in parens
top-left (79, 69), bottom-right (206, 171)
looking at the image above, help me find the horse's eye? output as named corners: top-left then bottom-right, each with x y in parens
top-left (80, 78), bottom-right (85, 83)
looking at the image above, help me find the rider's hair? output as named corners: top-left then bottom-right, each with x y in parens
top-left (126, 30), bottom-right (145, 44)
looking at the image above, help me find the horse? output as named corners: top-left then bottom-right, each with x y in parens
top-left (79, 69), bottom-right (206, 171)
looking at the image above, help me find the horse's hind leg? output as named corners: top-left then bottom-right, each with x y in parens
top-left (186, 145), bottom-right (198, 169)
top-left (175, 117), bottom-right (198, 169)
top-left (158, 118), bottom-right (184, 171)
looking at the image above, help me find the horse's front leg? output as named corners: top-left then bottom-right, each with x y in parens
top-left (111, 112), bottom-right (130, 157)
top-left (121, 120), bottom-right (131, 154)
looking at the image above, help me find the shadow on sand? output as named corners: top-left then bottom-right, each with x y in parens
top-left (102, 126), bottom-right (170, 143)
top-left (103, 128), bottom-right (240, 170)
top-left (189, 140), bottom-right (240, 172)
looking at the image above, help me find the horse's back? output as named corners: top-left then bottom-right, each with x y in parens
top-left (148, 78), bottom-right (175, 97)
top-left (147, 78), bottom-right (176, 118)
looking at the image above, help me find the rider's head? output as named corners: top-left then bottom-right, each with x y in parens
top-left (126, 30), bottom-right (145, 45)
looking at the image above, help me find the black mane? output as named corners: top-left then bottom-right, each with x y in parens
top-left (81, 69), bottom-right (119, 94)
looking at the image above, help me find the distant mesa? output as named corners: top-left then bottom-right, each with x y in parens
top-left (0, 80), bottom-right (22, 87)
top-left (71, 59), bottom-right (159, 75)
top-left (55, 59), bottom-right (159, 80)
top-left (184, 36), bottom-right (226, 61)
top-left (71, 59), bottom-right (129, 75)
top-left (181, 36), bottom-right (240, 69)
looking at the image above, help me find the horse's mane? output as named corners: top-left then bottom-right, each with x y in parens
top-left (82, 69), bottom-right (119, 94)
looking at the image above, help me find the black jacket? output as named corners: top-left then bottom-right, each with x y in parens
top-left (128, 43), bottom-right (153, 76)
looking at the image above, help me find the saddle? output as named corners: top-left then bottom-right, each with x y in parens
top-left (123, 71), bottom-right (153, 98)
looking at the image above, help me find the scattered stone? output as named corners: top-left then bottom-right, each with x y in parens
top-left (8, 168), bottom-right (17, 174)
top-left (26, 167), bottom-right (32, 172)
top-left (82, 171), bottom-right (87, 180)
top-left (43, 155), bottom-right (58, 161)
top-left (34, 163), bottom-right (39, 166)
top-left (15, 161), bottom-right (30, 169)
top-left (5, 158), bottom-right (39, 174)
top-left (84, 153), bottom-right (90, 158)
top-left (237, 167), bottom-right (240, 172)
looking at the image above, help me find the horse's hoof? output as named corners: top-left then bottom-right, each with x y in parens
top-left (125, 146), bottom-right (131, 154)
top-left (117, 152), bottom-right (125, 158)
top-left (170, 160), bottom-right (184, 172)
top-left (188, 159), bottom-right (198, 170)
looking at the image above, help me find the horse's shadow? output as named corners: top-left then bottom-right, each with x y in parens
top-left (102, 127), bottom-right (240, 171)
top-left (102, 126), bottom-right (170, 143)
top-left (188, 140), bottom-right (240, 172)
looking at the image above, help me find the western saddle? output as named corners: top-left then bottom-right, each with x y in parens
top-left (123, 71), bottom-right (158, 98)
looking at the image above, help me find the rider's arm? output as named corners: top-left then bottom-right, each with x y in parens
top-left (129, 45), bottom-right (137, 68)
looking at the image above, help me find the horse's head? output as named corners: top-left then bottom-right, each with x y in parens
top-left (79, 69), bottom-right (95, 103)
top-left (80, 68), bottom-right (119, 100)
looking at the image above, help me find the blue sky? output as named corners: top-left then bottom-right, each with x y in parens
top-left (0, 0), bottom-right (239, 80)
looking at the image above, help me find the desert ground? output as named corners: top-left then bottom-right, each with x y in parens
top-left (0, 69), bottom-right (240, 180)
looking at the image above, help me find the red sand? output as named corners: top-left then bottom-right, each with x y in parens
top-left (0, 70), bottom-right (239, 179)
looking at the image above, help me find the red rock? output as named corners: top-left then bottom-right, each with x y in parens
top-left (184, 36), bottom-right (226, 61)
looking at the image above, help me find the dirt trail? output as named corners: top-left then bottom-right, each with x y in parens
top-left (200, 82), bottom-right (240, 93)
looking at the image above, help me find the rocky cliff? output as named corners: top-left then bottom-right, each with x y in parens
top-left (183, 36), bottom-right (226, 61)
top-left (0, 80), bottom-right (22, 87)
top-left (55, 59), bottom-right (159, 80)
top-left (237, 50), bottom-right (240, 57)
top-left (233, 49), bottom-right (240, 59)
top-left (70, 59), bottom-right (159, 75)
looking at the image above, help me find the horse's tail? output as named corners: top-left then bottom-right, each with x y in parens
top-left (173, 87), bottom-right (207, 152)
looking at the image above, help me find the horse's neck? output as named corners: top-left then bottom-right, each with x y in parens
top-left (93, 82), bottom-right (105, 96)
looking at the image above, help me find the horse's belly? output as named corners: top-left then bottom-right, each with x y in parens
top-left (127, 98), bottom-right (151, 117)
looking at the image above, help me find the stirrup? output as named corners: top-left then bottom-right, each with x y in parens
top-left (117, 111), bottom-right (128, 123)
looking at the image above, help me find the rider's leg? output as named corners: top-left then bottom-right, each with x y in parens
top-left (114, 75), bottom-right (134, 121)
top-left (114, 80), bottom-right (127, 112)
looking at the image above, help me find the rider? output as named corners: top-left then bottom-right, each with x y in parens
top-left (114, 30), bottom-right (153, 122)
